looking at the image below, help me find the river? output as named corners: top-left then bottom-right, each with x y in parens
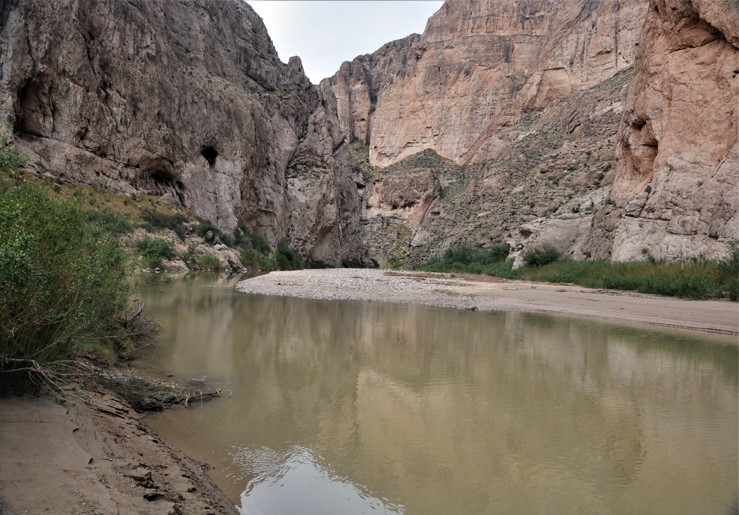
top-left (138, 274), bottom-right (738, 515)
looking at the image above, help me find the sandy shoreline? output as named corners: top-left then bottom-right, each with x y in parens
top-left (0, 381), bottom-right (237, 515)
top-left (238, 268), bottom-right (739, 338)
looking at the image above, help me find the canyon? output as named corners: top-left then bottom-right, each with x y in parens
top-left (1, 0), bottom-right (737, 264)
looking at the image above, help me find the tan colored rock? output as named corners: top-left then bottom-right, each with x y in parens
top-left (589, 0), bottom-right (739, 260)
top-left (329, 0), bottom-right (649, 167)
top-left (0, 0), bottom-right (364, 265)
top-left (362, 166), bottom-right (442, 263)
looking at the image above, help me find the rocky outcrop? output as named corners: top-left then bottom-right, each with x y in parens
top-left (330, 0), bottom-right (649, 167)
top-left (585, 0), bottom-right (739, 261)
top-left (333, 0), bottom-right (737, 264)
top-left (0, 0), bottom-right (364, 265)
top-left (355, 68), bottom-right (632, 265)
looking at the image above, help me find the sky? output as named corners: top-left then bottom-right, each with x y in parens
top-left (247, 1), bottom-right (444, 83)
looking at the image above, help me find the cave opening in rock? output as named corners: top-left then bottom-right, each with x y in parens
top-left (150, 169), bottom-right (176, 187)
top-left (202, 146), bottom-right (218, 167)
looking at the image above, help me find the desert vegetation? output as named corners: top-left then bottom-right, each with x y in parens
top-left (414, 242), bottom-right (738, 301)
top-left (0, 133), bottom-right (156, 383)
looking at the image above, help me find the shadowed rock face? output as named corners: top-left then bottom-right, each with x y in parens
top-left (0, 0), bottom-right (364, 265)
top-left (586, 0), bottom-right (739, 261)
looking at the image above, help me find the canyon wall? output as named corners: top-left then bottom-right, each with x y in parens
top-left (0, 0), bottom-right (364, 265)
top-left (1, 0), bottom-right (735, 266)
top-left (330, 0), bottom-right (649, 167)
top-left (586, 0), bottom-right (739, 260)
top-left (331, 0), bottom-right (738, 263)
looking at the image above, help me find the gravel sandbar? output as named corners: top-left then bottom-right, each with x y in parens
top-left (238, 269), bottom-right (739, 337)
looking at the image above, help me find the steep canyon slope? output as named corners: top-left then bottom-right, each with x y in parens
top-left (331, 0), bottom-right (738, 263)
top-left (0, 0), bottom-right (364, 265)
top-left (1, 0), bottom-right (735, 266)
top-left (588, 0), bottom-right (739, 261)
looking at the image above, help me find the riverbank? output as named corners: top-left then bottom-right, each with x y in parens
top-left (0, 377), bottom-right (237, 514)
top-left (237, 268), bottom-right (739, 337)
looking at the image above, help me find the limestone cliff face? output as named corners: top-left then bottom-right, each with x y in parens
top-left (0, 0), bottom-right (363, 265)
top-left (333, 0), bottom-right (737, 264)
top-left (330, 0), bottom-right (649, 167)
top-left (587, 0), bottom-right (739, 260)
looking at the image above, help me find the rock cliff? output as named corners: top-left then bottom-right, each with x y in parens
top-left (330, 0), bottom-right (649, 167)
top-left (0, 0), bottom-right (364, 265)
top-left (2, 0), bottom-right (735, 267)
top-left (331, 0), bottom-right (737, 264)
top-left (586, 0), bottom-right (739, 261)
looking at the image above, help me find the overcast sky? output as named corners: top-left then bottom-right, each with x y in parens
top-left (248, 1), bottom-right (444, 83)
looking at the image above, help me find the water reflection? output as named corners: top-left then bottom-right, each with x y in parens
top-left (235, 446), bottom-right (403, 515)
top-left (140, 275), bottom-right (738, 515)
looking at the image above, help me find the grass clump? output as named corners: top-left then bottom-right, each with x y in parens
top-left (0, 123), bottom-right (24, 174)
top-left (83, 210), bottom-right (133, 235)
top-left (134, 236), bottom-right (176, 269)
top-left (195, 253), bottom-right (221, 270)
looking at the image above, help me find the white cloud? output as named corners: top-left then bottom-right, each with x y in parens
top-left (247, 1), bottom-right (443, 82)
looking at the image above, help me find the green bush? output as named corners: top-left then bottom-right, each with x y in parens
top-left (419, 243), bottom-right (511, 274)
top-left (523, 244), bottom-right (561, 267)
top-left (140, 209), bottom-right (187, 240)
top-left (275, 238), bottom-right (303, 270)
top-left (134, 236), bottom-right (176, 269)
top-left (179, 242), bottom-right (198, 268)
top-left (84, 210), bottom-right (133, 235)
top-left (717, 242), bottom-right (739, 301)
top-left (240, 248), bottom-right (276, 272)
top-left (0, 182), bottom-right (131, 366)
top-left (195, 219), bottom-right (233, 246)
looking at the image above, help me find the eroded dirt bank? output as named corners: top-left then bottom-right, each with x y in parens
top-left (0, 380), bottom-right (237, 515)
top-left (238, 269), bottom-right (739, 337)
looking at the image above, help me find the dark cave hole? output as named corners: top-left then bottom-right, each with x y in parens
top-left (202, 146), bottom-right (218, 167)
top-left (150, 169), bottom-right (176, 187)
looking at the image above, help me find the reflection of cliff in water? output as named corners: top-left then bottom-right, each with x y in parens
top-left (141, 277), bottom-right (738, 515)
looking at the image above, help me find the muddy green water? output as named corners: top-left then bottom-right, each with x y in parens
top-left (139, 275), bottom-right (738, 515)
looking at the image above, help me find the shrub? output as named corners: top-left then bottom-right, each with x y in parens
top-left (0, 182), bottom-right (132, 367)
top-left (195, 219), bottom-right (233, 246)
top-left (84, 210), bottom-right (133, 235)
top-left (179, 242), bottom-right (198, 268)
top-left (275, 238), bottom-right (303, 270)
top-left (523, 244), bottom-right (561, 267)
top-left (418, 243), bottom-right (511, 275)
top-left (140, 209), bottom-right (187, 240)
top-left (718, 242), bottom-right (739, 300)
top-left (134, 236), bottom-right (176, 269)
top-left (240, 248), bottom-right (276, 271)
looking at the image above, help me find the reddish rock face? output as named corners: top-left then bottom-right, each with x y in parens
top-left (330, 0), bottom-right (737, 263)
top-left (0, 0), bottom-right (364, 265)
top-left (329, 0), bottom-right (649, 167)
top-left (600, 0), bottom-right (739, 261)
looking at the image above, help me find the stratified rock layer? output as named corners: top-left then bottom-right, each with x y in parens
top-left (0, 0), bottom-right (363, 265)
top-left (330, 0), bottom-right (649, 167)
